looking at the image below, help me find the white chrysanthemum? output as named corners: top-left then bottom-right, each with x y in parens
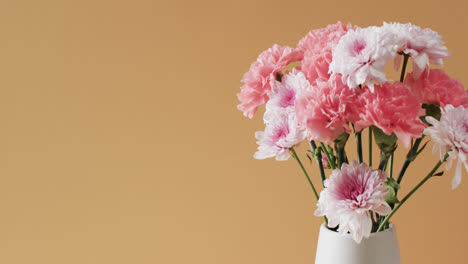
top-left (254, 109), bottom-right (306, 161)
top-left (424, 105), bottom-right (468, 189)
top-left (314, 161), bottom-right (391, 243)
top-left (382, 22), bottom-right (451, 79)
top-left (265, 70), bottom-right (312, 113)
top-left (329, 26), bottom-right (403, 92)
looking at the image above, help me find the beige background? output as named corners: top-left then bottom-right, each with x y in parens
top-left (1, 0), bottom-right (467, 263)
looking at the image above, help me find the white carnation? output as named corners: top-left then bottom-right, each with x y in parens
top-left (424, 105), bottom-right (468, 189)
top-left (329, 26), bottom-right (403, 92)
top-left (254, 109), bottom-right (306, 161)
top-left (382, 22), bottom-right (451, 79)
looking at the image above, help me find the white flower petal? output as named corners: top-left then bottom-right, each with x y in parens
top-left (330, 26), bottom-right (401, 91)
top-left (382, 22), bottom-right (450, 78)
top-left (425, 105), bottom-right (468, 189)
top-left (315, 161), bottom-right (390, 243)
top-left (254, 108), bottom-right (306, 161)
top-left (452, 159), bottom-right (463, 190)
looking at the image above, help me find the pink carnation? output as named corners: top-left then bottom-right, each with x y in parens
top-left (295, 74), bottom-right (359, 144)
top-left (355, 82), bottom-right (427, 147)
top-left (404, 69), bottom-right (468, 107)
top-left (297, 22), bottom-right (351, 84)
top-left (237, 45), bottom-right (301, 118)
top-left (424, 105), bottom-right (468, 189)
top-left (382, 22), bottom-right (451, 79)
top-left (254, 109), bottom-right (306, 161)
top-left (315, 161), bottom-right (391, 243)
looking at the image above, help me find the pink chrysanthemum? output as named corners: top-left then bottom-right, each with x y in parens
top-left (424, 105), bottom-right (468, 189)
top-left (329, 26), bottom-right (403, 92)
top-left (404, 69), bottom-right (468, 108)
top-left (297, 22), bottom-right (351, 84)
top-left (314, 161), bottom-right (391, 243)
top-left (382, 22), bottom-right (451, 79)
top-left (254, 109), bottom-right (306, 161)
top-left (237, 45), bottom-right (302, 119)
top-left (355, 82), bottom-right (427, 148)
top-left (295, 74), bottom-right (359, 144)
top-left (265, 70), bottom-right (311, 112)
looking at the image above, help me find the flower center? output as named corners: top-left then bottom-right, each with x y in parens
top-left (347, 185), bottom-right (364, 200)
top-left (341, 182), bottom-right (367, 207)
top-left (280, 89), bottom-right (296, 108)
top-left (351, 39), bottom-right (367, 56)
top-left (272, 125), bottom-right (289, 143)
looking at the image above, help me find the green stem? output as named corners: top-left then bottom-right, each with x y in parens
top-left (335, 144), bottom-right (346, 168)
top-left (320, 142), bottom-right (336, 169)
top-left (356, 131), bottom-right (363, 164)
top-left (293, 145), bottom-right (328, 225)
top-left (396, 161), bottom-right (410, 184)
top-left (308, 141), bottom-right (326, 187)
top-left (378, 152), bottom-right (390, 171)
top-left (389, 153), bottom-right (394, 178)
top-left (400, 54), bottom-right (410, 82)
top-left (327, 145), bottom-right (338, 169)
top-left (391, 137), bottom-right (426, 209)
top-left (377, 158), bottom-right (446, 232)
top-left (369, 129), bottom-right (373, 167)
top-left (291, 148), bottom-right (319, 200)
top-left (396, 137), bottom-right (423, 184)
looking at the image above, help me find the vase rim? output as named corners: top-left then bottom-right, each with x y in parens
top-left (319, 222), bottom-right (395, 238)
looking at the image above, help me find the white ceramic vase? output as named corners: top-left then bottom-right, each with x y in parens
top-left (315, 223), bottom-right (401, 264)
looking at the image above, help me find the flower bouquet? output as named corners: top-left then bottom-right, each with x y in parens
top-left (236, 22), bottom-right (468, 264)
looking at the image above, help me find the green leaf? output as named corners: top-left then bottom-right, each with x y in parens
top-left (433, 171), bottom-right (444, 177)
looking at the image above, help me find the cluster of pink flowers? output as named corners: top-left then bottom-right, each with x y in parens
top-left (237, 21), bottom-right (468, 243)
top-left (237, 45), bottom-right (301, 119)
